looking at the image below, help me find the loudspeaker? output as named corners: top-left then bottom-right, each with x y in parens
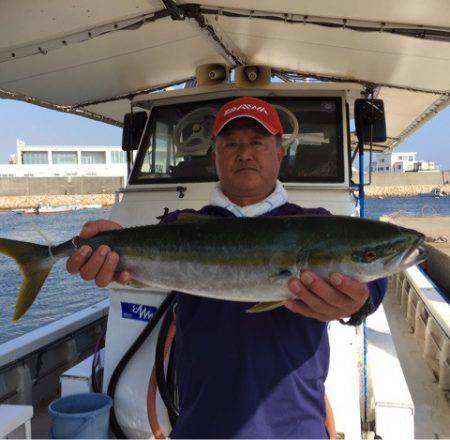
top-left (235, 65), bottom-right (271, 87)
top-left (196, 63), bottom-right (229, 86)
top-left (122, 111), bottom-right (148, 151)
top-left (354, 99), bottom-right (387, 143)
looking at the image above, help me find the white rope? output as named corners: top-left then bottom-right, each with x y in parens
top-left (24, 214), bottom-right (57, 263)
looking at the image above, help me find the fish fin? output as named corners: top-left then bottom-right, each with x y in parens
top-left (246, 300), bottom-right (286, 313)
top-left (269, 269), bottom-right (292, 282)
top-left (14, 266), bottom-right (52, 322)
top-left (296, 249), bottom-right (309, 269)
top-left (174, 213), bottom-right (216, 224)
top-left (128, 278), bottom-right (150, 288)
top-left (0, 238), bottom-right (54, 321)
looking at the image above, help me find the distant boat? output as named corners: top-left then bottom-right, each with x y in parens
top-left (12, 204), bottom-right (103, 214)
top-left (418, 187), bottom-right (448, 198)
top-left (23, 204), bottom-right (79, 214)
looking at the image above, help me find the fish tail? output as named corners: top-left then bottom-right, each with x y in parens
top-left (0, 238), bottom-right (54, 321)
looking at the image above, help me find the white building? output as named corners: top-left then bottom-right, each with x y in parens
top-left (370, 152), bottom-right (437, 173)
top-left (412, 160), bottom-right (437, 171)
top-left (0, 139), bottom-right (127, 178)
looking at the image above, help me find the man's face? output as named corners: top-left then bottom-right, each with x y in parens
top-left (213, 118), bottom-right (284, 202)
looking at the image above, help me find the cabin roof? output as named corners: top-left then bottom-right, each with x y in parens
top-left (0, 0), bottom-right (448, 151)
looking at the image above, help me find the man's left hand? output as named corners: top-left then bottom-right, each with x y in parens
top-left (285, 271), bottom-right (369, 321)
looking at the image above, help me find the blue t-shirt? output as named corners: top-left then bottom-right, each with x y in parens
top-left (161, 203), bottom-right (387, 439)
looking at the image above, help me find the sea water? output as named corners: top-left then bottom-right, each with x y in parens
top-left (0, 196), bottom-right (448, 343)
top-left (0, 208), bottom-right (110, 344)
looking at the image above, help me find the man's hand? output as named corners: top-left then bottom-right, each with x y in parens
top-left (285, 271), bottom-right (369, 321)
top-left (66, 219), bottom-right (131, 288)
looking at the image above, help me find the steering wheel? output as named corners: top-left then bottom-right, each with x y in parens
top-left (173, 107), bottom-right (217, 156)
top-left (272, 104), bottom-right (300, 150)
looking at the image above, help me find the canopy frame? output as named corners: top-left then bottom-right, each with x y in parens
top-left (0, 0), bottom-right (448, 151)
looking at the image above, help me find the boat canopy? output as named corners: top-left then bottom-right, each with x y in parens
top-left (1, 0), bottom-right (449, 151)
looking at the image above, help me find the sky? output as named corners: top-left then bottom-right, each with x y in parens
top-left (0, 98), bottom-right (448, 170)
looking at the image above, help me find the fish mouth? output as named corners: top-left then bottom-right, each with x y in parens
top-left (399, 245), bottom-right (427, 269)
top-left (398, 235), bottom-right (428, 270)
top-left (383, 235), bottom-right (427, 272)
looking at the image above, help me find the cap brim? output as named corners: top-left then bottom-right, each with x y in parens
top-left (212, 115), bottom-right (278, 139)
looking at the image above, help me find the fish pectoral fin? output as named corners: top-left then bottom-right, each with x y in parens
top-left (246, 301), bottom-right (286, 313)
top-left (128, 278), bottom-right (150, 288)
top-left (174, 213), bottom-right (217, 224)
top-left (269, 269), bottom-right (293, 282)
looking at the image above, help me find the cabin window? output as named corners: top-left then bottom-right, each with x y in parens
top-left (131, 96), bottom-right (344, 184)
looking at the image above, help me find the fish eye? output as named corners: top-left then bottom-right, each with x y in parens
top-left (363, 250), bottom-right (377, 262)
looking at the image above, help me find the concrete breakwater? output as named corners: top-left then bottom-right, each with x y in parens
top-left (0, 176), bottom-right (121, 210)
top-left (0, 176), bottom-right (123, 197)
top-left (0, 172), bottom-right (448, 208)
top-left (1, 184), bottom-right (448, 209)
top-left (364, 184), bottom-right (450, 198)
top-left (0, 193), bottom-right (115, 210)
top-left (356, 170), bottom-right (450, 187)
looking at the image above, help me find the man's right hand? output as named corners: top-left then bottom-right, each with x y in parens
top-left (66, 219), bottom-right (131, 288)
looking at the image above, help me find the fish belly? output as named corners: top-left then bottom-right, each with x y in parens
top-left (120, 256), bottom-right (293, 302)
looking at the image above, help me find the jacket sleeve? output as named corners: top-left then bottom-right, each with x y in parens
top-left (367, 277), bottom-right (388, 311)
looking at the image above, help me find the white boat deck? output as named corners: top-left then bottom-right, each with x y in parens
top-left (383, 286), bottom-right (450, 439)
top-left (29, 401), bottom-right (50, 440)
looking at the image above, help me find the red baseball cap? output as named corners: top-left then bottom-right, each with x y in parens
top-left (211, 97), bottom-right (284, 139)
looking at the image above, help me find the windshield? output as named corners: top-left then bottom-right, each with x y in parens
top-left (130, 97), bottom-right (344, 184)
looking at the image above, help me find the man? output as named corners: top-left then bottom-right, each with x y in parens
top-left (67, 97), bottom-right (386, 438)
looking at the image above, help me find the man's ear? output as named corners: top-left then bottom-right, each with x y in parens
top-left (277, 145), bottom-right (285, 162)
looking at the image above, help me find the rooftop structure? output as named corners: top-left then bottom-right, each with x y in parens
top-left (370, 152), bottom-right (437, 173)
top-left (0, 139), bottom-right (126, 178)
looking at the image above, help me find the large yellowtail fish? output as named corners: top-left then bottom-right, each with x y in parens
top-left (0, 215), bottom-right (426, 321)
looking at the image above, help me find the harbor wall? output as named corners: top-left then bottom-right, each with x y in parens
top-left (364, 184), bottom-right (450, 198)
top-left (353, 171), bottom-right (449, 197)
top-left (0, 176), bottom-right (123, 196)
top-left (0, 193), bottom-right (115, 210)
top-left (354, 171), bottom-right (449, 187)
top-left (0, 173), bottom-right (448, 208)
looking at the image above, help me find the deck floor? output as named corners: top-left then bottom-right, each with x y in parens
top-left (383, 288), bottom-right (450, 439)
top-left (30, 399), bottom-right (51, 439)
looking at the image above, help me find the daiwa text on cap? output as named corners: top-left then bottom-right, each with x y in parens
top-left (212, 97), bottom-right (284, 139)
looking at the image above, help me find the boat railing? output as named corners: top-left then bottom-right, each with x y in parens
top-left (0, 300), bottom-right (109, 407)
top-left (392, 266), bottom-right (450, 390)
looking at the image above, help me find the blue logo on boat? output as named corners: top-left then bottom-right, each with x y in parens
top-left (121, 302), bottom-right (157, 322)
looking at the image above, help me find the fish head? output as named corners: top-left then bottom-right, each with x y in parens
top-left (300, 218), bottom-right (427, 282)
top-left (346, 223), bottom-right (427, 282)
top-left (379, 227), bottom-right (427, 273)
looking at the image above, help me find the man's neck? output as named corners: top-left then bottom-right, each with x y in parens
top-left (222, 187), bottom-right (275, 207)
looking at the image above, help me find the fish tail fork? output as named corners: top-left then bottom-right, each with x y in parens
top-left (0, 238), bottom-right (54, 321)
